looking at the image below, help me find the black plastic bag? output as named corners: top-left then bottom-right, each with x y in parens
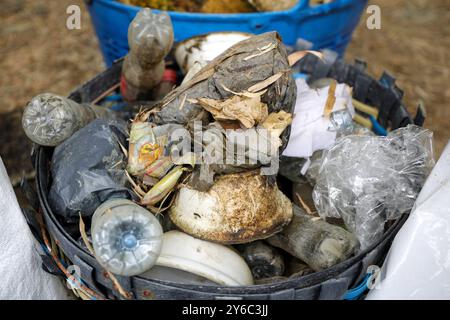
top-left (49, 119), bottom-right (134, 222)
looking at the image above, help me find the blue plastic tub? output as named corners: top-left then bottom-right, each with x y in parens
top-left (86, 0), bottom-right (368, 67)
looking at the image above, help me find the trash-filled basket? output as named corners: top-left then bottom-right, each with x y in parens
top-left (86, 0), bottom-right (368, 66)
top-left (24, 52), bottom-right (424, 300)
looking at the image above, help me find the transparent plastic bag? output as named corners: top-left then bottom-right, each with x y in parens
top-left (313, 125), bottom-right (435, 249)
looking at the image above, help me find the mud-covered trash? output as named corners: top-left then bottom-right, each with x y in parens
top-left (191, 92), bottom-right (269, 129)
top-left (169, 170), bottom-right (293, 244)
top-left (267, 205), bottom-right (359, 271)
top-left (22, 93), bottom-right (116, 147)
top-left (49, 119), bottom-right (134, 222)
top-left (152, 32), bottom-right (297, 149)
top-left (188, 111), bottom-right (292, 191)
top-left (313, 125), bottom-right (435, 249)
top-left (238, 241), bottom-right (285, 280)
top-left (127, 112), bottom-right (183, 177)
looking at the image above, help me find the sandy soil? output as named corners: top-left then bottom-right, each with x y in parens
top-left (0, 0), bottom-right (448, 184)
top-left (347, 0), bottom-right (450, 161)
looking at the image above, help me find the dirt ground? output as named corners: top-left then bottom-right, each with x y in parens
top-left (0, 0), bottom-right (449, 185)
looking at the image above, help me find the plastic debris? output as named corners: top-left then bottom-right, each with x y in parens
top-left (0, 158), bottom-right (69, 299)
top-left (313, 125), bottom-right (435, 249)
top-left (267, 205), bottom-right (358, 271)
top-left (22, 93), bottom-right (115, 147)
top-left (187, 111), bottom-right (293, 191)
top-left (91, 199), bottom-right (163, 276)
top-left (282, 78), bottom-right (355, 159)
top-left (170, 170), bottom-right (293, 244)
top-left (367, 142), bottom-right (450, 300)
top-left (141, 166), bottom-right (186, 206)
top-left (238, 241), bottom-right (285, 280)
top-left (49, 119), bottom-right (134, 222)
top-left (121, 8), bottom-right (174, 101)
top-left (141, 231), bottom-right (254, 286)
top-left (127, 112), bottom-right (183, 177)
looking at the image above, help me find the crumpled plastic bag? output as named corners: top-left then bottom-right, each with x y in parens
top-left (49, 119), bottom-right (134, 222)
top-left (367, 142), bottom-right (450, 300)
top-left (313, 125), bottom-right (435, 249)
top-left (186, 111), bottom-right (292, 191)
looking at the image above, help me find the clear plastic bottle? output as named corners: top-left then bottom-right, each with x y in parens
top-left (91, 199), bottom-right (163, 277)
top-left (121, 8), bottom-right (174, 102)
top-left (267, 205), bottom-right (359, 271)
top-left (22, 93), bottom-right (115, 147)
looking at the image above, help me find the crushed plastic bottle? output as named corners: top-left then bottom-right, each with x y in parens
top-left (22, 93), bottom-right (115, 147)
top-left (91, 199), bottom-right (163, 277)
top-left (267, 205), bottom-right (359, 271)
top-left (121, 8), bottom-right (174, 101)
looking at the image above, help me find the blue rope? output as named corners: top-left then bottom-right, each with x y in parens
top-left (369, 115), bottom-right (388, 136)
top-left (343, 273), bottom-right (373, 300)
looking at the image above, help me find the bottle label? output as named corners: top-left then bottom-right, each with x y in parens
top-left (120, 74), bottom-right (153, 102)
top-left (162, 69), bottom-right (177, 84)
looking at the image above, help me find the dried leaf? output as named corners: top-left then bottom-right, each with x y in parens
top-left (221, 84), bottom-right (268, 98)
top-left (244, 42), bottom-right (277, 61)
top-left (288, 50), bottom-right (323, 67)
top-left (125, 170), bottom-right (146, 197)
top-left (261, 111), bottom-right (293, 137)
top-left (79, 214), bottom-right (94, 255)
top-left (194, 95), bottom-right (269, 129)
top-left (295, 193), bottom-right (314, 216)
top-left (324, 80), bottom-right (337, 118)
top-left (179, 94), bottom-right (187, 111)
top-left (118, 141), bottom-right (128, 158)
top-left (248, 72), bottom-right (285, 93)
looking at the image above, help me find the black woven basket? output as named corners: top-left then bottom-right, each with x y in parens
top-left (24, 57), bottom-right (422, 300)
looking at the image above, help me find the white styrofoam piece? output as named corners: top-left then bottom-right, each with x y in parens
top-left (367, 142), bottom-right (450, 300)
top-left (0, 157), bottom-right (69, 300)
